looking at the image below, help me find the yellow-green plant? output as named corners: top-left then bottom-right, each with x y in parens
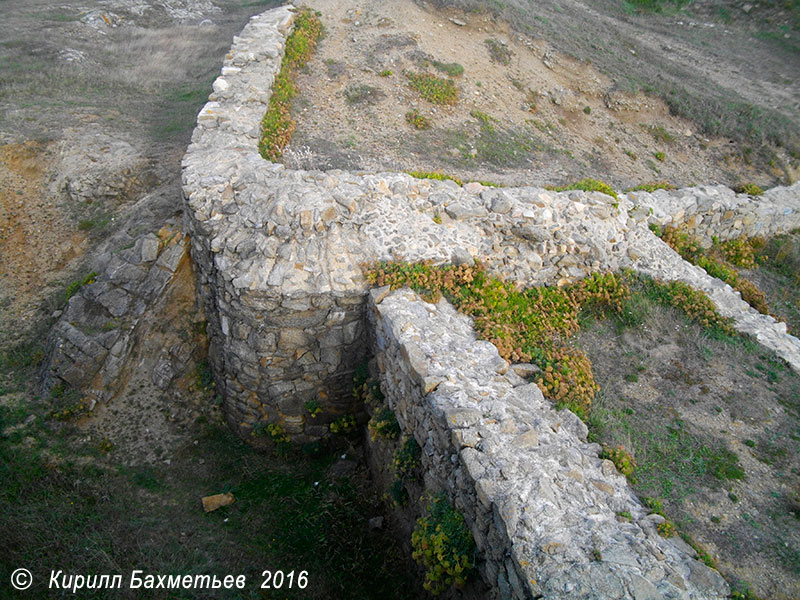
top-left (304, 399), bottom-right (322, 418)
top-left (330, 415), bottom-right (356, 435)
top-left (411, 493), bottom-right (475, 594)
top-left (627, 181), bottom-right (675, 192)
top-left (393, 436), bottom-right (421, 478)
top-left (366, 263), bottom-right (631, 416)
top-left (404, 71), bottom-right (458, 105)
top-left (735, 183), bottom-right (764, 196)
top-left (661, 226), bottom-right (770, 315)
top-left (265, 422), bottom-right (290, 444)
top-left (258, 9), bottom-right (323, 161)
top-left (406, 170), bottom-right (463, 185)
top-left (405, 109), bottom-right (431, 130)
top-left (601, 444), bottom-right (637, 480)
top-left (546, 178), bottom-right (618, 200)
top-left (657, 520), bottom-right (676, 537)
top-left (368, 407), bottom-right (400, 441)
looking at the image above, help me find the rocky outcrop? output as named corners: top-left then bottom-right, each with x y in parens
top-left (369, 287), bottom-right (730, 600)
top-left (41, 214), bottom-right (192, 406)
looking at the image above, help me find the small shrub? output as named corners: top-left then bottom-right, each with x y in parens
top-left (642, 496), bottom-right (666, 516)
top-left (657, 520), bottom-right (676, 537)
top-left (368, 407), bottom-right (400, 441)
top-left (404, 71), bottom-right (458, 105)
top-left (411, 493), bottom-right (475, 595)
top-left (601, 444), bottom-right (637, 479)
top-left (583, 105), bottom-right (591, 115)
top-left (735, 183), bottom-right (764, 196)
top-left (470, 109), bottom-right (496, 133)
top-left (547, 178), bottom-right (618, 199)
top-left (405, 109), bottom-right (431, 130)
top-left (646, 124), bottom-right (675, 144)
top-left (716, 238), bottom-right (757, 269)
top-left (432, 60), bottom-right (464, 77)
top-left (388, 479), bottom-right (409, 506)
top-left (625, 150), bottom-right (638, 161)
top-left (648, 222), bottom-right (662, 237)
top-left (653, 151), bottom-right (666, 162)
top-left (485, 38), bottom-right (512, 65)
top-left (379, 69), bottom-right (393, 77)
top-left (394, 437), bottom-right (421, 478)
top-left (330, 415), bottom-right (356, 435)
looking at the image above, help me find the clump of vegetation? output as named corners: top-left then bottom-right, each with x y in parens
top-left (601, 444), bottom-right (637, 479)
top-left (65, 272), bottom-right (97, 302)
top-left (406, 109), bottom-right (431, 130)
top-left (411, 492), bottom-right (475, 595)
top-left (646, 124), bottom-right (675, 144)
top-left (432, 60), bottom-right (464, 77)
top-left (406, 170), bottom-right (463, 185)
top-left (404, 70), bottom-right (458, 105)
top-left (304, 399), bottom-right (322, 418)
top-left (330, 415), bottom-right (356, 435)
top-left (259, 9), bottom-right (323, 161)
top-left (583, 105), bottom-right (592, 115)
top-left (735, 183), bottom-right (764, 196)
top-left (369, 407), bottom-right (401, 441)
top-left (393, 436), bottom-right (421, 478)
top-left (637, 275), bottom-right (735, 334)
top-left (470, 109), bottom-right (496, 133)
top-left (653, 151), bottom-right (666, 162)
top-left (485, 38), bottom-right (512, 65)
top-left (379, 69), bottom-right (393, 77)
top-left (344, 84), bottom-right (385, 105)
top-left (657, 519), bottom-right (677, 537)
top-left (627, 181), bottom-right (675, 193)
top-left (547, 178), bottom-right (618, 200)
top-left (717, 237), bottom-right (758, 269)
top-left (660, 226), bottom-right (770, 315)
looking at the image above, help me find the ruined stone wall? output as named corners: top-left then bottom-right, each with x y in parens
top-left (369, 287), bottom-right (730, 600)
top-left (624, 183), bottom-right (800, 246)
top-left (181, 5), bottom-right (800, 441)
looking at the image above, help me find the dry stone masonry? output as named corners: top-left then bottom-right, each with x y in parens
top-left (369, 286), bottom-right (730, 599)
top-left (182, 5), bottom-right (800, 441)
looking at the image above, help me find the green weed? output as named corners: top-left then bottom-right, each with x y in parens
top-left (404, 71), bottom-right (458, 105)
top-left (259, 9), bottom-right (323, 161)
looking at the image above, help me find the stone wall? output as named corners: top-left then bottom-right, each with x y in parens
top-left (182, 3), bottom-right (800, 438)
top-left (624, 183), bottom-right (800, 247)
top-left (369, 286), bottom-right (729, 600)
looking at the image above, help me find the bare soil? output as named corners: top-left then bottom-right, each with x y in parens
top-left (289, 0), bottom-right (795, 189)
top-left (574, 304), bottom-right (800, 599)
